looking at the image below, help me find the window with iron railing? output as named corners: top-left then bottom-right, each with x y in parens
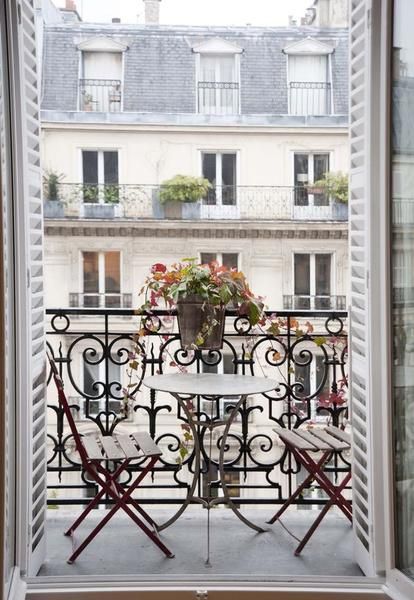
top-left (80, 51), bottom-right (122, 112)
top-left (82, 251), bottom-right (121, 308)
top-left (288, 55), bottom-right (331, 116)
top-left (198, 55), bottom-right (239, 115)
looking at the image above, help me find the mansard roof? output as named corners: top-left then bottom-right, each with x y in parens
top-left (41, 23), bottom-right (348, 119)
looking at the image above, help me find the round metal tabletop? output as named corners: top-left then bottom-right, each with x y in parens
top-left (143, 373), bottom-right (279, 397)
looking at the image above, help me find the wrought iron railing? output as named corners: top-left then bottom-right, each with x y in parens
top-left (79, 78), bottom-right (122, 112)
top-left (288, 81), bottom-right (332, 116)
top-left (43, 183), bottom-right (348, 221)
top-left (197, 81), bottom-right (239, 115)
top-left (283, 295), bottom-right (347, 311)
top-left (46, 308), bottom-right (349, 508)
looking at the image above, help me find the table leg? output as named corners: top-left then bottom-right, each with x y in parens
top-left (217, 394), bottom-right (267, 533)
top-left (157, 393), bottom-right (204, 531)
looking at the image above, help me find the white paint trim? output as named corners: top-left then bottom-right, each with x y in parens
top-left (24, 581), bottom-right (388, 600)
top-left (192, 37), bottom-right (243, 54)
top-left (283, 37), bottom-right (334, 56)
top-left (76, 36), bottom-right (128, 53)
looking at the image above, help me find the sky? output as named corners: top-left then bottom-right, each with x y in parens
top-left (55, 0), bottom-right (312, 27)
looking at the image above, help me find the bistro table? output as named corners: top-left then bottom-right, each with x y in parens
top-left (143, 373), bottom-right (279, 564)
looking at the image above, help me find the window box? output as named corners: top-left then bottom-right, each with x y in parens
top-left (43, 200), bottom-right (65, 218)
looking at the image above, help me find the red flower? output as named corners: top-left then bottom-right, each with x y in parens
top-left (151, 263), bottom-right (167, 274)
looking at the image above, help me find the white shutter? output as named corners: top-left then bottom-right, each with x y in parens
top-left (349, 0), bottom-right (385, 576)
top-left (14, 0), bottom-right (46, 576)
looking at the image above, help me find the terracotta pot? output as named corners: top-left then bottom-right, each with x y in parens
top-left (177, 295), bottom-right (225, 350)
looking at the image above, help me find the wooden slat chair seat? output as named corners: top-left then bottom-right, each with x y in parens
top-left (47, 353), bottom-right (174, 563)
top-left (268, 425), bottom-right (352, 555)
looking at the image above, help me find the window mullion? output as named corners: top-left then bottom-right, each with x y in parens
top-left (98, 151), bottom-right (104, 203)
top-left (217, 153), bottom-right (222, 205)
top-left (98, 252), bottom-right (105, 307)
top-left (310, 254), bottom-right (316, 309)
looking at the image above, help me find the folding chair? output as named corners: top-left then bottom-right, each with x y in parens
top-left (268, 426), bottom-right (352, 555)
top-left (47, 354), bottom-right (174, 563)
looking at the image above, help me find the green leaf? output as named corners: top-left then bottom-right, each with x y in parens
top-left (315, 336), bottom-right (327, 347)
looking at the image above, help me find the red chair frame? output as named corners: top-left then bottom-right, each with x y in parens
top-left (47, 354), bottom-right (174, 563)
top-left (268, 426), bottom-right (352, 555)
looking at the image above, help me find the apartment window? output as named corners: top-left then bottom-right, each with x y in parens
top-left (82, 251), bottom-right (121, 308)
top-left (198, 55), bottom-right (239, 115)
top-left (202, 152), bottom-right (237, 206)
top-left (80, 51), bottom-right (122, 112)
top-left (82, 150), bottom-right (119, 203)
top-left (288, 54), bottom-right (331, 115)
top-left (200, 252), bottom-right (238, 269)
top-left (294, 152), bottom-right (329, 206)
top-left (294, 253), bottom-right (332, 310)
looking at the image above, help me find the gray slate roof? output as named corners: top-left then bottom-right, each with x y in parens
top-left (41, 23), bottom-right (348, 117)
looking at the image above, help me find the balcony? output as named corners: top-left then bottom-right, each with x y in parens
top-left (283, 295), bottom-right (347, 310)
top-left (289, 82), bottom-right (332, 116)
top-left (43, 308), bottom-right (355, 578)
top-left (79, 78), bottom-right (122, 112)
top-left (43, 183), bottom-right (348, 221)
top-left (197, 81), bottom-right (239, 115)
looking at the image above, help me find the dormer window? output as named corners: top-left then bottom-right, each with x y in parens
top-left (77, 37), bottom-right (128, 113)
top-left (284, 38), bottom-right (334, 116)
top-left (193, 38), bottom-right (242, 115)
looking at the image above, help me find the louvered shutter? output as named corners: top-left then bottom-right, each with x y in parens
top-left (15, 0), bottom-right (46, 576)
top-left (349, 0), bottom-right (381, 576)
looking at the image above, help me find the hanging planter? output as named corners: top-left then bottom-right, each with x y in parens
top-left (137, 259), bottom-right (265, 351)
top-left (177, 295), bottom-right (226, 350)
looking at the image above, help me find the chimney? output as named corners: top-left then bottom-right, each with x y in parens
top-left (143, 0), bottom-right (161, 25)
top-left (65, 0), bottom-right (76, 10)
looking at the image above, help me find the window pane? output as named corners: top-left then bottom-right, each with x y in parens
top-left (202, 153), bottom-right (216, 205)
top-left (294, 254), bottom-right (310, 296)
top-left (222, 154), bottom-right (236, 205)
top-left (392, 0), bottom-right (414, 579)
top-left (294, 154), bottom-right (309, 206)
top-left (83, 252), bottom-right (99, 294)
top-left (200, 252), bottom-right (216, 265)
top-left (82, 150), bottom-right (98, 184)
top-left (314, 154), bottom-right (330, 206)
top-left (315, 254), bottom-right (331, 296)
top-left (222, 253), bottom-right (238, 269)
top-left (103, 151), bottom-right (118, 184)
top-left (104, 252), bottom-right (120, 293)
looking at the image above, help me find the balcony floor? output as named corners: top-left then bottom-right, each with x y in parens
top-left (40, 507), bottom-right (362, 580)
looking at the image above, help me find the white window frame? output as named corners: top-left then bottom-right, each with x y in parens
top-left (195, 52), bottom-right (241, 115)
top-left (199, 251), bottom-right (240, 270)
top-left (199, 150), bottom-right (239, 207)
top-left (80, 250), bottom-right (122, 308)
top-left (292, 251), bottom-right (335, 310)
top-left (79, 148), bottom-right (120, 205)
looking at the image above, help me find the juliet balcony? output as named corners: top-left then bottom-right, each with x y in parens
top-left (43, 307), bottom-right (356, 579)
top-left (79, 78), bottom-right (122, 112)
top-left (43, 183), bottom-right (349, 221)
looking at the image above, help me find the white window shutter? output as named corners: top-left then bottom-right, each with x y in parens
top-left (349, 0), bottom-right (383, 576)
top-left (15, 0), bottom-right (46, 576)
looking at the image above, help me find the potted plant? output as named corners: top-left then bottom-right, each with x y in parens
top-left (43, 170), bottom-right (65, 218)
top-left (82, 92), bottom-right (94, 111)
top-left (310, 171), bottom-right (349, 219)
top-left (154, 175), bottom-right (211, 219)
top-left (138, 258), bottom-right (265, 350)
